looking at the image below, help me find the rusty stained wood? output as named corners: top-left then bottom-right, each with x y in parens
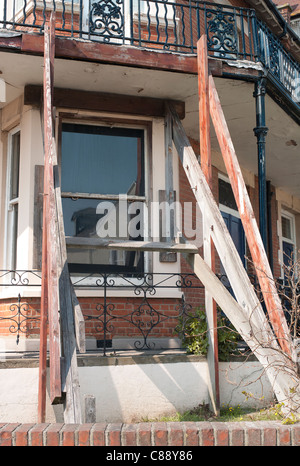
top-left (43, 18), bottom-right (62, 405)
top-left (0, 31), bottom-right (260, 81)
top-left (197, 36), bottom-right (220, 415)
top-left (20, 33), bottom-right (224, 76)
top-left (42, 14), bottom-right (83, 422)
top-left (208, 74), bottom-right (292, 357)
top-left (37, 163), bottom-right (48, 423)
top-left (169, 103), bottom-right (300, 410)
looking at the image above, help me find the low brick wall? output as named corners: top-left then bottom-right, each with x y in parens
top-left (0, 421), bottom-right (299, 446)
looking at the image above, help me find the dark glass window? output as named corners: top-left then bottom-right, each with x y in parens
top-left (218, 177), bottom-right (237, 211)
top-left (61, 123), bottom-right (145, 274)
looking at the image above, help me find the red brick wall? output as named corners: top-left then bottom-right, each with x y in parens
top-left (0, 421), bottom-right (298, 446)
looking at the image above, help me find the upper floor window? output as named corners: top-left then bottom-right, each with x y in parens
top-left (4, 128), bottom-right (20, 270)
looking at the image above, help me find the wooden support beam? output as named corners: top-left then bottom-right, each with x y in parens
top-left (37, 174), bottom-right (48, 423)
top-left (197, 36), bottom-right (220, 415)
top-left (41, 15), bottom-right (83, 423)
top-left (184, 252), bottom-right (300, 410)
top-left (168, 102), bottom-right (300, 410)
top-left (43, 17), bottom-right (62, 405)
top-left (21, 33), bottom-right (223, 77)
top-left (65, 237), bottom-right (198, 254)
top-left (24, 85), bottom-right (185, 120)
top-left (208, 74), bottom-right (292, 357)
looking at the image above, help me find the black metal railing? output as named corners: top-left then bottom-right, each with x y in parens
top-left (0, 269), bottom-right (299, 353)
top-left (0, 1), bottom-right (299, 107)
top-left (0, 270), bottom-right (204, 353)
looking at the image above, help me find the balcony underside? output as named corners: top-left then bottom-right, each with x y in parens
top-left (0, 35), bottom-right (299, 200)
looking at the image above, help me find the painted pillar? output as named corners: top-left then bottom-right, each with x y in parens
top-left (253, 78), bottom-right (268, 251)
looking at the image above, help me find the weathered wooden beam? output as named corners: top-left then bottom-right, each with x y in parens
top-left (37, 168), bottom-right (48, 423)
top-left (84, 395), bottom-right (96, 424)
top-left (184, 252), bottom-right (300, 410)
top-left (43, 18), bottom-right (62, 405)
top-left (24, 85), bottom-right (185, 120)
top-left (168, 102), bottom-right (300, 410)
top-left (61, 192), bottom-right (146, 202)
top-left (197, 36), bottom-right (220, 415)
top-left (21, 33), bottom-right (223, 76)
top-left (65, 237), bottom-right (198, 254)
top-left (208, 74), bottom-right (292, 357)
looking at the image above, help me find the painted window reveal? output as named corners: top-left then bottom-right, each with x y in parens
top-left (61, 123), bottom-right (146, 274)
top-left (281, 211), bottom-right (296, 278)
top-left (5, 129), bottom-right (20, 270)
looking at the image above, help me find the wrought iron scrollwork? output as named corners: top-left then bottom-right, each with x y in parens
top-left (0, 294), bottom-right (40, 345)
top-left (90, 0), bottom-right (124, 42)
top-left (206, 6), bottom-right (237, 58)
top-left (78, 272), bottom-right (202, 355)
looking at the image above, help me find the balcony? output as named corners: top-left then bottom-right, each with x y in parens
top-left (0, 0), bottom-right (299, 110)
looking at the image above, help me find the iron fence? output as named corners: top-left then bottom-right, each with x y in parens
top-left (0, 269), bottom-right (298, 352)
top-left (0, 270), bottom-right (205, 353)
top-left (0, 0), bottom-right (299, 106)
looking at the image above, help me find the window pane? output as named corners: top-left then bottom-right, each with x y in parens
top-left (61, 124), bottom-right (144, 196)
top-left (218, 178), bottom-right (237, 211)
top-left (282, 216), bottom-right (292, 240)
top-left (11, 204), bottom-right (18, 270)
top-left (10, 131), bottom-right (20, 201)
top-left (63, 197), bottom-right (144, 273)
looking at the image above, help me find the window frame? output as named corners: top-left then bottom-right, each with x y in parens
top-left (4, 126), bottom-right (21, 271)
top-left (280, 209), bottom-right (297, 279)
top-left (58, 114), bottom-right (152, 281)
top-left (218, 173), bottom-right (247, 268)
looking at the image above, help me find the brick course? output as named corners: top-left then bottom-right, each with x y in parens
top-left (1, 421), bottom-right (298, 446)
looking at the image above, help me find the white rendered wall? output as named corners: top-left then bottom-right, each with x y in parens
top-left (0, 359), bottom-right (274, 423)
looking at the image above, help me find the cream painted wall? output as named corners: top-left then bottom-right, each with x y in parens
top-left (0, 359), bottom-right (274, 423)
top-left (17, 108), bottom-right (44, 270)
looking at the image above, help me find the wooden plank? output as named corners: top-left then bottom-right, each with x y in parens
top-left (84, 395), bottom-right (96, 423)
top-left (168, 103), bottom-right (300, 409)
top-left (33, 165), bottom-right (44, 270)
top-left (65, 237), bottom-right (199, 253)
top-left (53, 166), bottom-right (86, 355)
top-left (61, 192), bottom-right (146, 202)
top-left (21, 33), bottom-right (222, 76)
top-left (197, 36), bottom-right (220, 415)
top-left (208, 74), bottom-right (292, 356)
top-left (169, 101), bottom-right (276, 345)
top-left (161, 106), bottom-right (177, 262)
top-left (37, 164), bottom-right (49, 423)
top-left (41, 14), bottom-right (83, 421)
top-left (52, 138), bottom-right (84, 419)
top-left (43, 19), bottom-right (62, 404)
top-left (185, 252), bottom-right (300, 409)
top-left (24, 85), bottom-right (185, 120)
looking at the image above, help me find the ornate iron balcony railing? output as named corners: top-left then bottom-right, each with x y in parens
top-left (0, 1), bottom-right (299, 107)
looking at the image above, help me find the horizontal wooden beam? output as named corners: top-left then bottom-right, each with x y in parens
top-left (66, 237), bottom-right (198, 253)
top-left (0, 33), bottom-right (260, 83)
top-left (24, 84), bottom-right (185, 119)
top-left (20, 33), bottom-right (222, 76)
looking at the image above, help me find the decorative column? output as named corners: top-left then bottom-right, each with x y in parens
top-left (253, 78), bottom-right (269, 251)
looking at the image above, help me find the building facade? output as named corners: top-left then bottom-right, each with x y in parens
top-left (0, 0), bottom-right (299, 421)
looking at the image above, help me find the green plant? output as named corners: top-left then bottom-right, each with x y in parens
top-left (175, 308), bottom-right (239, 360)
